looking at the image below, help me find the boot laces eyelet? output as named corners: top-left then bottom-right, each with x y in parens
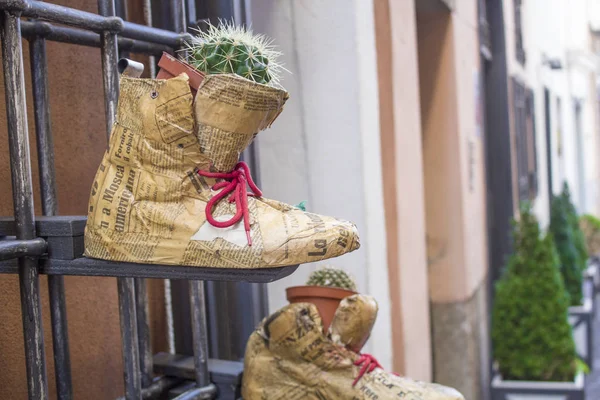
top-left (198, 161), bottom-right (262, 246)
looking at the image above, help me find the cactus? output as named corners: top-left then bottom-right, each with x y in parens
top-left (185, 21), bottom-right (285, 86)
top-left (307, 267), bottom-right (357, 292)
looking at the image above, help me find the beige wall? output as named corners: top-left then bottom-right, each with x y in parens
top-left (375, 0), bottom-right (432, 380)
top-left (375, 0), bottom-right (487, 379)
top-left (417, 1), bottom-right (488, 304)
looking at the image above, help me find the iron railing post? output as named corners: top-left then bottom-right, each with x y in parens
top-left (1, 9), bottom-right (49, 400)
top-left (29, 6), bottom-right (73, 398)
top-left (98, 0), bottom-right (120, 134)
top-left (189, 281), bottom-right (210, 387)
top-left (118, 277), bottom-right (142, 399)
top-left (135, 277), bottom-right (154, 388)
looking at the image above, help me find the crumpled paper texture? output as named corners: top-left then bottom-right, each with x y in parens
top-left (243, 303), bottom-right (464, 400)
top-left (329, 294), bottom-right (378, 353)
top-left (84, 74), bottom-right (359, 268)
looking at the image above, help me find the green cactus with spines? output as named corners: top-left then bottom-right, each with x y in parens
top-left (307, 267), bottom-right (357, 292)
top-left (185, 21), bottom-right (285, 86)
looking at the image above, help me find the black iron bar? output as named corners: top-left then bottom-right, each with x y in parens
top-left (171, 385), bottom-right (216, 400)
top-left (118, 277), bottom-right (143, 400)
top-left (135, 277), bottom-right (154, 388)
top-left (170, 0), bottom-right (186, 33)
top-left (21, 21), bottom-right (173, 55)
top-left (141, 0), bottom-right (155, 77)
top-left (47, 276), bottom-right (72, 400)
top-left (29, 19), bottom-right (74, 399)
top-left (98, 0), bottom-right (119, 134)
top-left (189, 281), bottom-right (211, 389)
top-left (0, 238), bottom-right (46, 260)
top-left (0, 257), bottom-right (300, 282)
top-left (0, 0), bottom-right (190, 47)
top-left (1, 9), bottom-right (49, 400)
top-left (11, 0), bottom-right (119, 31)
top-left (185, 0), bottom-right (196, 28)
top-left (115, 377), bottom-right (184, 400)
top-left (114, 0), bottom-right (126, 63)
top-left (30, 36), bottom-right (56, 215)
top-left (122, 21), bottom-right (191, 48)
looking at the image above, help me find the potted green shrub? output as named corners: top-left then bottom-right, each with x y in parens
top-left (550, 189), bottom-right (594, 367)
top-left (491, 205), bottom-right (584, 399)
top-left (580, 214), bottom-right (600, 308)
top-left (550, 194), bottom-right (584, 306)
top-left (560, 183), bottom-right (588, 270)
top-left (286, 266), bottom-right (357, 331)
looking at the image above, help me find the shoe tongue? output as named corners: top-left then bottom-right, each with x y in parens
top-left (193, 74), bottom-right (288, 172)
top-left (329, 295), bottom-right (378, 353)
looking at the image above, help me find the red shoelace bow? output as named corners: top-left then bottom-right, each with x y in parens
top-left (352, 353), bottom-right (399, 387)
top-left (197, 161), bottom-right (262, 246)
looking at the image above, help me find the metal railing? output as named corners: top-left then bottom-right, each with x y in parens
top-left (0, 0), bottom-right (281, 399)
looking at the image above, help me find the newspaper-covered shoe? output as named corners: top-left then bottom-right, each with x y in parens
top-left (242, 303), bottom-right (464, 400)
top-left (84, 73), bottom-right (359, 268)
top-left (329, 294), bottom-right (379, 353)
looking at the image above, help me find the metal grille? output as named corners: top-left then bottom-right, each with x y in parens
top-left (0, 1), bottom-right (279, 399)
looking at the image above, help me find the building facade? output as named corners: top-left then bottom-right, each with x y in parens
top-left (1, 0), bottom-right (599, 399)
top-left (252, 1), bottom-right (490, 398)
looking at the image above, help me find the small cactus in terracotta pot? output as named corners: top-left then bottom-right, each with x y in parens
top-left (185, 21), bottom-right (285, 86)
top-left (306, 267), bottom-right (357, 292)
top-left (158, 20), bottom-right (286, 93)
top-left (286, 266), bottom-right (358, 331)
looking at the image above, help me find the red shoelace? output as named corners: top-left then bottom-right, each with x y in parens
top-left (197, 161), bottom-right (262, 246)
top-left (352, 353), bottom-right (398, 387)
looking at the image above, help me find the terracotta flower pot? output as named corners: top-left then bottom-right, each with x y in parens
top-left (286, 285), bottom-right (357, 331)
top-left (156, 52), bottom-right (205, 95)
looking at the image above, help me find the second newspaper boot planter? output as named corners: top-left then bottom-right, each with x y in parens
top-left (84, 73), bottom-right (360, 269)
top-left (242, 302), bottom-right (464, 400)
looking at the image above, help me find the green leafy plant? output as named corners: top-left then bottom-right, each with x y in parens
top-left (560, 183), bottom-right (588, 268)
top-left (492, 204), bottom-right (577, 382)
top-left (550, 195), bottom-right (583, 306)
top-left (185, 21), bottom-right (285, 85)
top-left (307, 267), bottom-right (357, 292)
top-left (580, 214), bottom-right (600, 256)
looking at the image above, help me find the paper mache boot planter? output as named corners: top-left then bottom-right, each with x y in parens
top-left (84, 24), bottom-right (359, 269)
top-left (243, 296), bottom-right (465, 400)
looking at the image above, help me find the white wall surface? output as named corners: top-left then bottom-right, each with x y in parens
top-left (250, 0), bottom-right (393, 369)
top-left (505, 0), bottom-right (600, 223)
